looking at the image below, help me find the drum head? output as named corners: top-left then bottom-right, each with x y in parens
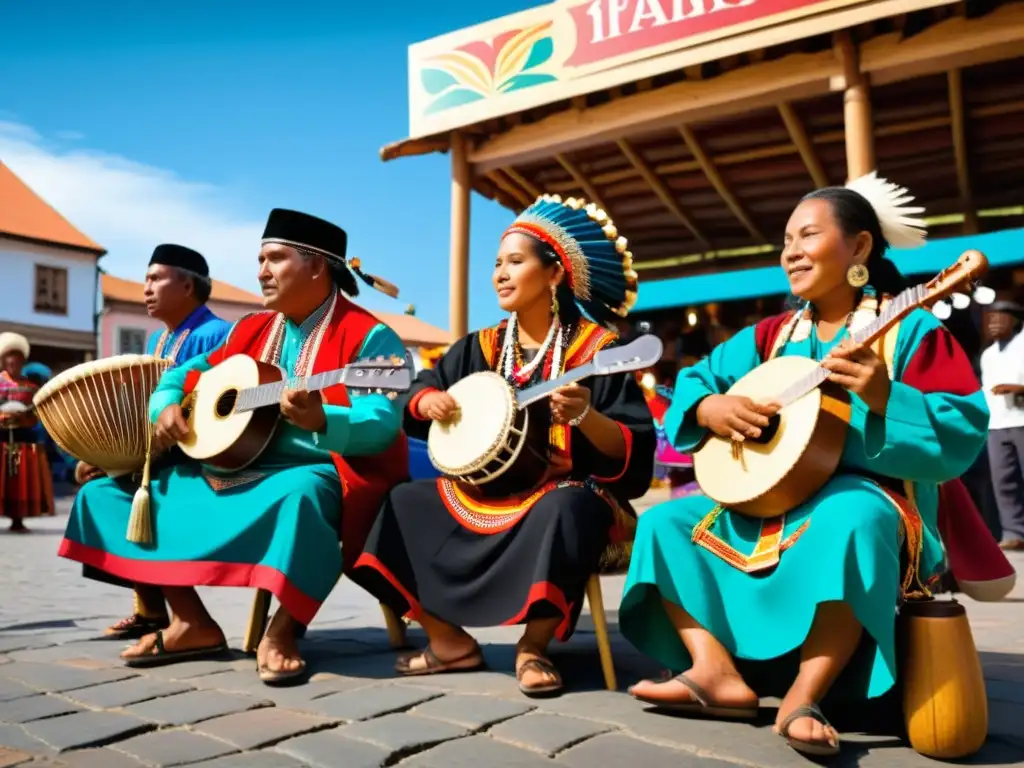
top-left (428, 371), bottom-right (516, 475)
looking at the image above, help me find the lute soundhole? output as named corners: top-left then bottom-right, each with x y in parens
top-left (215, 389), bottom-right (238, 419)
top-left (747, 413), bottom-right (781, 445)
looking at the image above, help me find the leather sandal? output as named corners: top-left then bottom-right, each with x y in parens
top-left (516, 656), bottom-right (563, 697)
top-left (105, 613), bottom-right (170, 641)
top-left (395, 644), bottom-right (485, 676)
top-left (122, 631), bottom-right (229, 668)
top-left (630, 673), bottom-right (759, 719)
top-left (778, 703), bottom-right (841, 757)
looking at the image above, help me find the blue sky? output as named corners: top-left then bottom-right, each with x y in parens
top-left (0, 0), bottom-right (541, 331)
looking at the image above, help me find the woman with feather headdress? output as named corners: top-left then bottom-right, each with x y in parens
top-left (618, 174), bottom-right (990, 758)
top-left (351, 195), bottom-right (656, 697)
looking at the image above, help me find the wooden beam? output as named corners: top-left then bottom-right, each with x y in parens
top-left (860, 2), bottom-right (1024, 87)
top-left (777, 102), bottom-right (830, 188)
top-left (503, 167), bottom-right (542, 200)
top-left (678, 126), bottom-right (767, 243)
top-left (555, 154), bottom-right (610, 212)
top-left (616, 138), bottom-right (710, 248)
top-left (834, 30), bottom-right (875, 180)
top-left (542, 98), bottom-right (1024, 194)
top-left (449, 132), bottom-right (471, 339)
top-left (485, 169), bottom-right (532, 209)
top-left (947, 68), bottom-right (977, 234)
top-left (470, 50), bottom-right (841, 173)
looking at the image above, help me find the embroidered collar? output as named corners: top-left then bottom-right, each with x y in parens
top-left (287, 294), bottom-right (334, 341)
top-left (154, 304), bottom-right (215, 363)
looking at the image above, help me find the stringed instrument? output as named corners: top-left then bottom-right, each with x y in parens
top-left (178, 353), bottom-right (411, 471)
top-left (693, 250), bottom-right (988, 519)
top-left (428, 334), bottom-right (663, 497)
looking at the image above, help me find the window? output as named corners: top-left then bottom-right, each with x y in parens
top-left (118, 328), bottom-right (147, 355)
top-left (34, 265), bottom-right (68, 315)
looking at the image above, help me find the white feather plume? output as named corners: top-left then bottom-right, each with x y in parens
top-left (845, 171), bottom-right (927, 249)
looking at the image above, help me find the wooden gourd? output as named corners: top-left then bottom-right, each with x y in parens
top-left (901, 598), bottom-right (988, 759)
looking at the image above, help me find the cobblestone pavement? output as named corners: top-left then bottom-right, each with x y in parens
top-left (0, 493), bottom-right (1022, 767)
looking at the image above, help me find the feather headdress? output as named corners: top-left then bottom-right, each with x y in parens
top-left (845, 172), bottom-right (927, 249)
top-left (503, 194), bottom-right (639, 323)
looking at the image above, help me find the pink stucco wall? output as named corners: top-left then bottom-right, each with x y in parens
top-left (98, 300), bottom-right (259, 358)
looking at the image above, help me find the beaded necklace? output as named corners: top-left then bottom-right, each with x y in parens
top-left (499, 313), bottom-right (567, 387)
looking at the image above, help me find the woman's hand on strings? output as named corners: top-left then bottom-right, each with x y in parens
top-left (551, 383), bottom-right (592, 425)
top-left (821, 339), bottom-right (891, 415)
top-left (697, 394), bottom-right (780, 442)
top-left (154, 405), bottom-right (189, 451)
top-left (281, 388), bottom-right (327, 432)
top-left (417, 390), bottom-right (459, 422)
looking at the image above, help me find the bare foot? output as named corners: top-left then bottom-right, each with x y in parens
top-left (257, 612), bottom-right (305, 676)
top-left (515, 642), bottom-right (561, 693)
top-left (773, 691), bottom-right (839, 753)
top-left (120, 619), bottom-right (224, 661)
top-left (629, 666), bottom-right (758, 710)
top-left (396, 629), bottom-right (481, 675)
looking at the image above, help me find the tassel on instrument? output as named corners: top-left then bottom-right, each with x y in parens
top-left (349, 258), bottom-right (400, 299)
top-left (127, 429), bottom-right (154, 545)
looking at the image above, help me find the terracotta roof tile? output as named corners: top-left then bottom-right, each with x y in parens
top-left (102, 274), bottom-right (451, 346)
top-left (101, 273), bottom-right (263, 306)
top-left (0, 162), bottom-right (105, 254)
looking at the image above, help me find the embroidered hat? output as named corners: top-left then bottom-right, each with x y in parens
top-left (261, 208), bottom-right (399, 298)
top-left (149, 244), bottom-right (210, 277)
top-left (503, 194), bottom-right (639, 324)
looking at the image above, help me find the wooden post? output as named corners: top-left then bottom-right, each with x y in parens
top-left (449, 131), bottom-right (471, 339)
top-left (835, 30), bottom-right (874, 181)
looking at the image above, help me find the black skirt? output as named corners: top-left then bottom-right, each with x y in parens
top-left (352, 479), bottom-right (613, 641)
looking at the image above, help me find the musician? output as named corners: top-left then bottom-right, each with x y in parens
top-left (351, 194), bottom-right (655, 697)
top-left (82, 244), bottom-right (232, 642)
top-left (59, 209), bottom-right (409, 684)
top-left (617, 174), bottom-right (989, 757)
top-left (0, 333), bottom-right (54, 533)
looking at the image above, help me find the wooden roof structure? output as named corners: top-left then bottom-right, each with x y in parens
top-left (382, 0), bottom-right (1024, 331)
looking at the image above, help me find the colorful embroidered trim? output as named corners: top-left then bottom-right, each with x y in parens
top-left (201, 470), bottom-right (267, 493)
top-left (154, 329), bottom-right (192, 363)
top-left (504, 218), bottom-right (589, 299)
top-left (691, 506), bottom-right (810, 573)
top-left (438, 477), bottom-right (585, 534)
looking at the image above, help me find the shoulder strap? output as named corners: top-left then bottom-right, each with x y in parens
top-left (871, 297), bottom-right (901, 381)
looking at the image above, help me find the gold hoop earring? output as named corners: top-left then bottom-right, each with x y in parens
top-left (550, 285), bottom-right (560, 316)
top-left (847, 264), bottom-right (869, 288)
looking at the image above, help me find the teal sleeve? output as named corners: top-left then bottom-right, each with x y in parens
top-left (862, 384), bottom-right (989, 483)
top-left (664, 325), bottom-right (761, 453)
top-left (861, 310), bottom-right (989, 483)
top-left (148, 353), bottom-right (215, 423)
top-left (312, 323), bottom-right (406, 456)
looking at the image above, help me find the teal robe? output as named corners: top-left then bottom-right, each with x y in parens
top-left (58, 298), bottom-right (406, 624)
top-left (619, 308), bottom-right (988, 699)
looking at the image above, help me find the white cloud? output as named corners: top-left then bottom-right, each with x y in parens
top-left (0, 121), bottom-right (264, 292)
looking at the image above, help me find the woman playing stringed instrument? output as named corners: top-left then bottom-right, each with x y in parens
top-left (618, 174), bottom-right (989, 757)
top-left (351, 194), bottom-right (655, 697)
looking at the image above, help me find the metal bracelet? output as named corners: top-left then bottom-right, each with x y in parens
top-left (569, 404), bottom-right (591, 427)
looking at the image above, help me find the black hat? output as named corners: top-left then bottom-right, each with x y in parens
top-left (149, 244), bottom-right (209, 277)
top-left (261, 208), bottom-right (347, 263)
top-left (990, 300), bottom-right (1024, 316)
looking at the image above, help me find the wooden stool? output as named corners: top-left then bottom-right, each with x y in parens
top-left (585, 572), bottom-right (617, 691)
top-left (243, 586), bottom-right (408, 653)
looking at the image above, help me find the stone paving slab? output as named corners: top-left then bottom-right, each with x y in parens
top-left (0, 504), bottom-right (1022, 768)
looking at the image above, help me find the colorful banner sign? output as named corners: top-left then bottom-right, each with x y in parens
top-left (407, 0), bottom-right (872, 137)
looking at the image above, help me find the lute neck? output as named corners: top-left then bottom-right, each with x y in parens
top-left (236, 368), bottom-right (349, 413)
top-left (776, 287), bottom-right (921, 407)
top-left (515, 363), bottom-right (595, 408)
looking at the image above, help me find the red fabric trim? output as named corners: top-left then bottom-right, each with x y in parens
top-left (58, 538), bottom-right (321, 625)
top-left (590, 420), bottom-right (634, 483)
top-left (407, 387), bottom-right (439, 421)
top-left (503, 222), bottom-right (576, 292)
top-left (352, 552), bottom-right (423, 620)
top-left (501, 580), bottom-right (575, 642)
top-left (900, 326), bottom-right (980, 397)
top-left (754, 311), bottom-right (795, 362)
top-left (937, 478), bottom-right (1015, 586)
top-left (182, 369), bottom-right (201, 395)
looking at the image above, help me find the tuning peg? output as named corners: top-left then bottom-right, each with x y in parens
top-left (387, 392), bottom-right (397, 400)
top-left (932, 300), bottom-right (952, 320)
top-left (951, 292), bottom-right (971, 310)
top-left (973, 285), bottom-right (995, 305)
